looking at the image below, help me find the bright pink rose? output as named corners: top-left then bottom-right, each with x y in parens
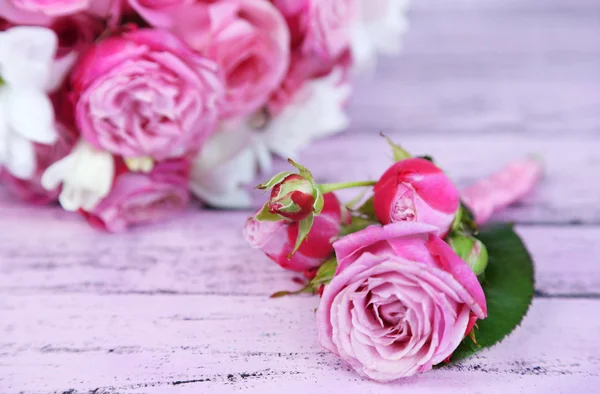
top-left (0, 0), bottom-right (120, 24)
top-left (243, 192), bottom-right (342, 272)
top-left (131, 0), bottom-right (290, 119)
top-left (84, 159), bottom-right (190, 232)
top-left (462, 157), bottom-right (544, 225)
top-left (317, 222), bottom-right (487, 382)
top-left (51, 13), bottom-right (104, 59)
top-left (0, 126), bottom-right (75, 205)
top-left (373, 158), bottom-right (460, 236)
top-left (71, 28), bottom-right (224, 160)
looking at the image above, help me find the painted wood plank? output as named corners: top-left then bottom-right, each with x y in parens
top-left (348, 0), bottom-right (600, 135)
top-left (300, 133), bottom-right (600, 225)
top-left (0, 210), bottom-right (597, 297)
top-left (1, 132), bottom-right (595, 225)
top-left (1, 296), bottom-right (597, 393)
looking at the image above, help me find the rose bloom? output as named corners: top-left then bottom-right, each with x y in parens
top-left (273, 0), bottom-right (357, 61)
top-left (268, 0), bottom-right (355, 115)
top-left (71, 28), bottom-right (224, 161)
top-left (317, 222), bottom-right (487, 382)
top-left (243, 192), bottom-right (343, 272)
top-left (130, 0), bottom-right (290, 119)
top-left (84, 158), bottom-right (190, 232)
top-left (373, 158), bottom-right (460, 236)
top-left (0, 0), bottom-right (120, 24)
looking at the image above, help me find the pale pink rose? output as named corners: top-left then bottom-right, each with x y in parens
top-left (462, 157), bottom-right (544, 225)
top-left (126, 0), bottom-right (193, 28)
top-left (0, 0), bottom-right (120, 24)
top-left (130, 0), bottom-right (290, 119)
top-left (71, 28), bottom-right (224, 160)
top-left (0, 125), bottom-right (76, 205)
top-left (205, 0), bottom-right (290, 118)
top-left (268, 0), bottom-right (355, 115)
top-left (243, 192), bottom-right (343, 272)
top-left (273, 0), bottom-right (357, 61)
top-left (373, 158), bottom-right (461, 237)
top-left (84, 159), bottom-right (190, 232)
top-left (317, 222), bottom-right (487, 382)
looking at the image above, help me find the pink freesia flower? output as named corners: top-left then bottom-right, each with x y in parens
top-left (84, 158), bottom-right (190, 232)
top-left (317, 222), bottom-right (487, 382)
top-left (462, 157), bottom-right (544, 225)
top-left (373, 158), bottom-right (461, 236)
top-left (243, 192), bottom-right (343, 272)
top-left (71, 28), bottom-right (224, 161)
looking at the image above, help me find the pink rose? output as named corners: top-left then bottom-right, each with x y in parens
top-left (317, 222), bottom-right (487, 382)
top-left (0, 0), bottom-right (120, 24)
top-left (130, 0), bottom-right (290, 119)
top-left (51, 13), bottom-right (104, 59)
top-left (243, 192), bottom-right (343, 272)
top-left (273, 0), bottom-right (357, 61)
top-left (71, 28), bottom-right (224, 160)
top-left (268, 0), bottom-right (355, 115)
top-left (0, 125), bottom-right (75, 205)
top-left (373, 158), bottom-right (460, 236)
top-left (84, 158), bottom-right (190, 232)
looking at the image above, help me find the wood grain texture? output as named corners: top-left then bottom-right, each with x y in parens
top-left (300, 133), bottom-right (600, 225)
top-left (1, 296), bottom-right (598, 393)
top-left (0, 211), bottom-right (598, 297)
top-left (348, 0), bottom-right (600, 135)
top-left (1, 0), bottom-right (598, 392)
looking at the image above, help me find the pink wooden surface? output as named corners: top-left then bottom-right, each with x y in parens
top-left (1, 0), bottom-right (599, 393)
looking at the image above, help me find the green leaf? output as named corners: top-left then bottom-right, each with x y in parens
top-left (310, 257), bottom-right (338, 286)
top-left (356, 196), bottom-right (377, 220)
top-left (313, 188), bottom-right (325, 215)
top-left (256, 171), bottom-right (293, 191)
top-left (255, 203), bottom-right (281, 222)
top-left (340, 216), bottom-right (379, 237)
top-left (287, 159), bottom-right (314, 183)
top-left (269, 257), bottom-right (338, 298)
top-left (381, 133), bottom-right (411, 162)
top-left (450, 223), bottom-right (535, 362)
top-left (290, 213), bottom-right (314, 257)
top-left (450, 202), bottom-right (479, 235)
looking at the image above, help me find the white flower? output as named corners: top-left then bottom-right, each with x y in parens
top-left (260, 69), bottom-right (352, 159)
top-left (189, 122), bottom-right (271, 209)
top-left (351, 0), bottom-right (411, 70)
top-left (190, 70), bottom-right (351, 209)
top-left (0, 26), bottom-right (66, 179)
top-left (41, 140), bottom-right (115, 212)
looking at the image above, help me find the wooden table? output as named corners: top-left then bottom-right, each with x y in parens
top-left (1, 0), bottom-right (599, 393)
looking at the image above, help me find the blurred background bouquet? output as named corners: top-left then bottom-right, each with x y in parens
top-left (0, 0), bottom-right (410, 231)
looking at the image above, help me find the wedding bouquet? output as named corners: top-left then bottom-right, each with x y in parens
top-left (244, 137), bottom-right (543, 382)
top-left (0, 0), bottom-right (410, 231)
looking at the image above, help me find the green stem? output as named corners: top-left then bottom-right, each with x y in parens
top-left (318, 180), bottom-right (376, 194)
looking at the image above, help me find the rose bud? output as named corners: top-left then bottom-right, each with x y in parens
top-left (447, 234), bottom-right (489, 276)
top-left (243, 193), bottom-right (342, 272)
top-left (268, 174), bottom-right (316, 221)
top-left (373, 158), bottom-right (460, 236)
